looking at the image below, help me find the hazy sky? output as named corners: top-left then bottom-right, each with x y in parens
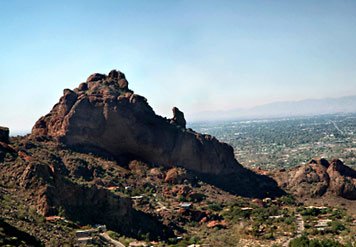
top-left (1, 0), bottom-right (356, 133)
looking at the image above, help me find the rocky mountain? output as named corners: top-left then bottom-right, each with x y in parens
top-left (32, 70), bottom-right (240, 175)
top-left (273, 158), bottom-right (356, 200)
top-left (0, 70), bottom-right (289, 245)
top-left (30, 70), bottom-right (284, 198)
top-left (1, 70), bottom-right (355, 245)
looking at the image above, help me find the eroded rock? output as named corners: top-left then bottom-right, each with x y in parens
top-left (170, 107), bottom-right (186, 128)
top-left (31, 70), bottom-right (241, 175)
top-left (274, 158), bottom-right (356, 200)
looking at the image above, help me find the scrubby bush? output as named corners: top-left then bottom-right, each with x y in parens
top-left (278, 194), bottom-right (296, 205)
top-left (107, 230), bottom-right (120, 240)
top-left (207, 202), bottom-right (223, 212)
top-left (289, 235), bottom-right (344, 247)
top-left (330, 221), bottom-right (346, 233)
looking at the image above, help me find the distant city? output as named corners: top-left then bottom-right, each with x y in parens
top-left (190, 113), bottom-right (356, 170)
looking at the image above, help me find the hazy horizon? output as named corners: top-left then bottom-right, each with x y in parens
top-left (1, 1), bottom-right (356, 133)
top-left (8, 95), bottom-right (356, 136)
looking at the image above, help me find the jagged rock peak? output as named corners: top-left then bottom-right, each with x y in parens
top-left (275, 158), bottom-right (356, 200)
top-left (328, 159), bottom-right (356, 178)
top-left (32, 70), bottom-right (242, 175)
top-left (308, 158), bottom-right (330, 168)
top-left (82, 69), bottom-right (130, 94)
top-left (170, 107), bottom-right (186, 128)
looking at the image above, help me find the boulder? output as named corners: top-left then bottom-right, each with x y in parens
top-left (207, 220), bottom-right (227, 228)
top-left (164, 168), bottom-right (187, 184)
top-left (86, 73), bottom-right (106, 82)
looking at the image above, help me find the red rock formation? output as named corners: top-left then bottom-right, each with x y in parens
top-left (274, 158), bottom-right (356, 200)
top-left (18, 159), bottom-right (173, 238)
top-left (327, 159), bottom-right (356, 200)
top-left (32, 70), bottom-right (241, 175)
top-left (207, 220), bottom-right (227, 228)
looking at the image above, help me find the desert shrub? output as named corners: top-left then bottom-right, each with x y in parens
top-left (223, 206), bottom-right (252, 221)
top-left (330, 221), bottom-right (346, 233)
top-left (167, 237), bottom-right (178, 244)
top-left (187, 193), bottom-right (206, 202)
top-left (107, 230), bottom-right (120, 240)
top-left (289, 235), bottom-right (344, 247)
top-left (284, 216), bottom-right (295, 225)
top-left (330, 209), bottom-right (345, 220)
top-left (188, 236), bottom-right (200, 244)
top-left (28, 207), bottom-right (45, 224)
top-left (178, 195), bottom-right (185, 202)
top-left (207, 202), bottom-right (223, 212)
top-left (298, 207), bottom-right (330, 217)
top-left (263, 230), bottom-right (275, 240)
top-left (252, 205), bottom-right (280, 223)
top-left (278, 194), bottom-right (296, 205)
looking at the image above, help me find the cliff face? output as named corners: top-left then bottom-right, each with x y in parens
top-left (20, 161), bottom-right (133, 231)
top-left (32, 70), bottom-right (242, 175)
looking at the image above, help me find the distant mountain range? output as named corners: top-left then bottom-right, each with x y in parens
top-left (188, 95), bottom-right (356, 121)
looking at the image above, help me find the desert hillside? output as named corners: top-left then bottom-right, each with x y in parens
top-left (0, 70), bottom-right (355, 246)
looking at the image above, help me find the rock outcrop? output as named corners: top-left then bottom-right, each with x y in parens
top-left (0, 126), bottom-right (9, 143)
top-left (0, 127), bottom-right (15, 161)
top-left (20, 161), bottom-right (133, 228)
top-left (274, 158), bottom-right (356, 200)
top-left (170, 107), bottom-right (186, 128)
top-left (12, 150), bottom-right (173, 239)
top-left (327, 159), bottom-right (356, 200)
top-left (32, 70), bottom-right (241, 175)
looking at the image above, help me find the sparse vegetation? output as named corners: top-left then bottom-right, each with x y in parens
top-left (1, 121), bottom-right (355, 246)
top-left (289, 235), bottom-right (345, 247)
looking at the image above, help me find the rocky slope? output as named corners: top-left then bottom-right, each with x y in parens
top-left (30, 70), bottom-right (285, 198)
top-left (32, 70), bottom-right (241, 175)
top-left (1, 70), bottom-right (355, 245)
top-left (273, 158), bottom-right (356, 200)
top-left (0, 137), bottom-right (173, 242)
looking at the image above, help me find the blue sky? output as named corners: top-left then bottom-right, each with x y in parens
top-left (1, 0), bottom-right (356, 133)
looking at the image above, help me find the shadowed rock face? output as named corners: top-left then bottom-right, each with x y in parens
top-left (0, 126), bottom-right (14, 161)
top-left (0, 126), bottom-right (9, 143)
top-left (32, 70), bottom-right (242, 175)
top-left (170, 107), bottom-right (186, 128)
